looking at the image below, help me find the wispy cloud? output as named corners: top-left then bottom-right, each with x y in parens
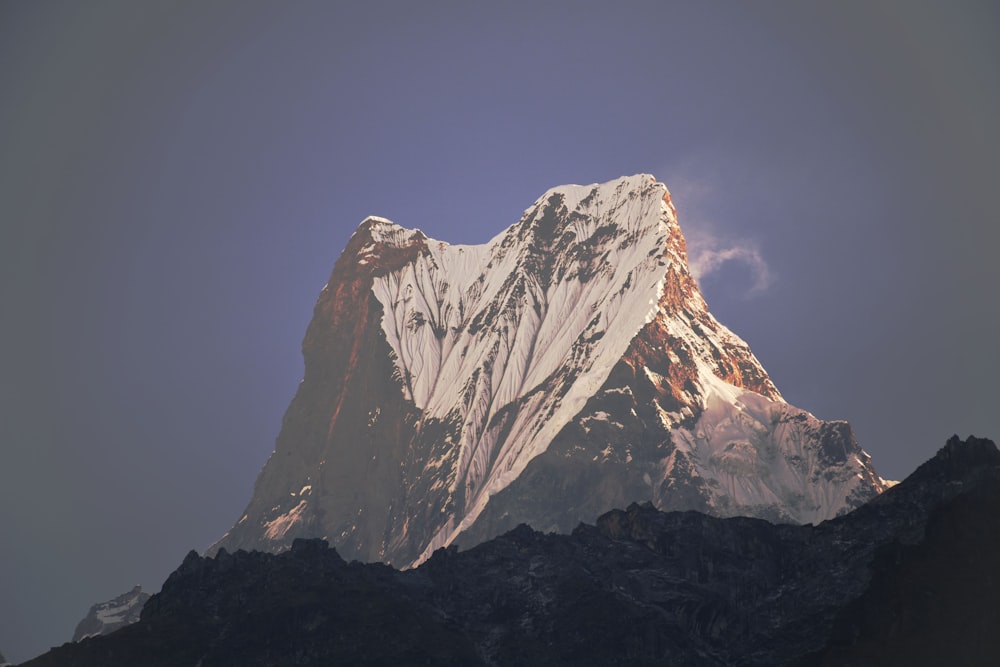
top-left (688, 241), bottom-right (773, 295)
top-left (657, 166), bottom-right (774, 298)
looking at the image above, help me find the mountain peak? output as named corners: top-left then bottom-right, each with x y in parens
top-left (939, 433), bottom-right (999, 463)
top-left (907, 434), bottom-right (1000, 484)
top-left (70, 586), bottom-right (149, 643)
top-left (211, 174), bottom-right (887, 567)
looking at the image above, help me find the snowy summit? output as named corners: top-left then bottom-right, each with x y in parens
top-left (211, 174), bottom-right (889, 567)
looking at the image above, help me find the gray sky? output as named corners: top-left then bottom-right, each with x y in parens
top-left (1, 1), bottom-right (998, 661)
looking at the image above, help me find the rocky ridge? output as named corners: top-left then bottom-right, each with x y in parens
top-left (23, 436), bottom-right (999, 667)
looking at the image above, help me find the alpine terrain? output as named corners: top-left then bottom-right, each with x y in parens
top-left (211, 174), bottom-right (889, 567)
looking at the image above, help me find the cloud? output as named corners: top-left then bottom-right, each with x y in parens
top-left (655, 164), bottom-right (774, 298)
top-left (687, 241), bottom-right (773, 296)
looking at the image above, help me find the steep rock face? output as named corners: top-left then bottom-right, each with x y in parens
top-left (212, 174), bottom-right (887, 567)
top-left (24, 437), bottom-right (1000, 667)
top-left (211, 218), bottom-right (426, 563)
top-left (71, 586), bottom-right (149, 641)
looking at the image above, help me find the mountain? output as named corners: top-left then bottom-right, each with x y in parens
top-left (23, 436), bottom-right (1000, 667)
top-left (211, 174), bottom-right (888, 566)
top-left (70, 586), bottom-right (149, 642)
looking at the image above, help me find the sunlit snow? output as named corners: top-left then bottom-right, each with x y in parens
top-left (370, 175), bottom-right (680, 557)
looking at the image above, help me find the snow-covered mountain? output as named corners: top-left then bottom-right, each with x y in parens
top-left (211, 174), bottom-right (889, 566)
top-left (71, 586), bottom-right (149, 642)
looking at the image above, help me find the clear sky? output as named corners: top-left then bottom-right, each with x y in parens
top-left (1, 1), bottom-right (998, 661)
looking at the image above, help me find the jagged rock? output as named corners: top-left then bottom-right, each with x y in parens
top-left (211, 174), bottom-right (888, 567)
top-left (24, 436), bottom-right (1000, 667)
top-left (71, 585), bottom-right (149, 641)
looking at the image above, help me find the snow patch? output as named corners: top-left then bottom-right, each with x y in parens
top-left (672, 374), bottom-right (875, 523)
top-left (263, 500), bottom-right (308, 541)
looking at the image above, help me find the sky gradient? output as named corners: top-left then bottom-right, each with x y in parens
top-left (2, 1), bottom-right (998, 661)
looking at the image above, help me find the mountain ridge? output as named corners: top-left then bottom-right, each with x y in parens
top-left (23, 435), bottom-right (999, 667)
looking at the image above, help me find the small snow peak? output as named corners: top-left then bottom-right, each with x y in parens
top-left (349, 216), bottom-right (417, 247)
top-left (353, 215), bottom-right (395, 235)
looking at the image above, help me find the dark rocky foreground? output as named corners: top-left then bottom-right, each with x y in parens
top-left (25, 436), bottom-right (1000, 666)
